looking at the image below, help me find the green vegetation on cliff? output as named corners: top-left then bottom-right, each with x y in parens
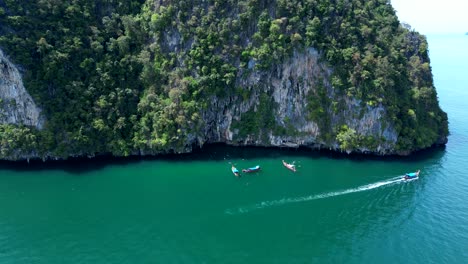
top-left (0, 0), bottom-right (448, 159)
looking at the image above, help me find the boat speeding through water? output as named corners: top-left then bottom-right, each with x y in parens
top-left (404, 170), bottom-right (420, 180)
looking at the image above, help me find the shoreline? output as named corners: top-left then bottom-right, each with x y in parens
top-left (0, 142), bottom-right (447, 170)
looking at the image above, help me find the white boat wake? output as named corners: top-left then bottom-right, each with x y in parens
top-left (225, 176), bottom-right (412, 215)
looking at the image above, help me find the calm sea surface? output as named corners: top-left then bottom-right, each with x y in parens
top-left (1, 34), bottom-right (467, 263)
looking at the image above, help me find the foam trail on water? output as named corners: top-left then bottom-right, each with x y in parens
top-left (225, 176), bottom-right (409, 215)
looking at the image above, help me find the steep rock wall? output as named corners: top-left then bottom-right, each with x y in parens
top-left (201, 48), bottom-right (398, 154)
top-left (0, 49), bottom-right (44, 129)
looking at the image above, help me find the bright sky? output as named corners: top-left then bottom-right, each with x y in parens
top-left (391, 0), bottom-right (468, 34)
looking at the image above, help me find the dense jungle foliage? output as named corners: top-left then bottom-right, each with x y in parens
top-left (0, 0), bottom-right (448, 158)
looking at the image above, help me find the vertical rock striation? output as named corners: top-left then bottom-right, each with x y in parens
top-left (0, 49), bottom-right (44, 129)
top-left (201, 48), bottom-right (398, 154)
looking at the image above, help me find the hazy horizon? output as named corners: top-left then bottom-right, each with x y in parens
top-left (391, 0), bottom-right (468, 34)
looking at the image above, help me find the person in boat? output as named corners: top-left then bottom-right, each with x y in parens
top-left (405, 170), bottom-right (420, 179)
top-left (282, 160), bottom-right (296, 172)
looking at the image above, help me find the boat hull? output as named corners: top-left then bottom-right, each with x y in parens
top-left (231, 166), bottom-right (240, 177)
top-left (242, 166), bottom-right (261, 173)
top-left (404, 171), bottom-right (420, 180)
top-left (282, 161), bottom-right (296, 172)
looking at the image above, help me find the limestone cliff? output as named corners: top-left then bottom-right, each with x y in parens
top-left (201, 48), bottom-right (397, 154)
top-left (0, 0), bottom-right (448, 160)
top-left (0, 49), bottom-right (43, 129)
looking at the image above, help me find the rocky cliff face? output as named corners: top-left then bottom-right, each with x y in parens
top-left (201, 48), bottom-right (398, 154)
top-left (0, 0), bottom-right (448, 160)
top-left (0, 49), bottom-right (44, 129)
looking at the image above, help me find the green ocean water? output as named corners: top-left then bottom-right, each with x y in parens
top-left (1, 34), bottom-right (468, 263)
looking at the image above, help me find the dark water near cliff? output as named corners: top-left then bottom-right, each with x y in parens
top-left (1, 34), bottom-right (467, 263)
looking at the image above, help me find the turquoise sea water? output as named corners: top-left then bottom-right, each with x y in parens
top-left (1, 34), bottom-right (468, 263)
